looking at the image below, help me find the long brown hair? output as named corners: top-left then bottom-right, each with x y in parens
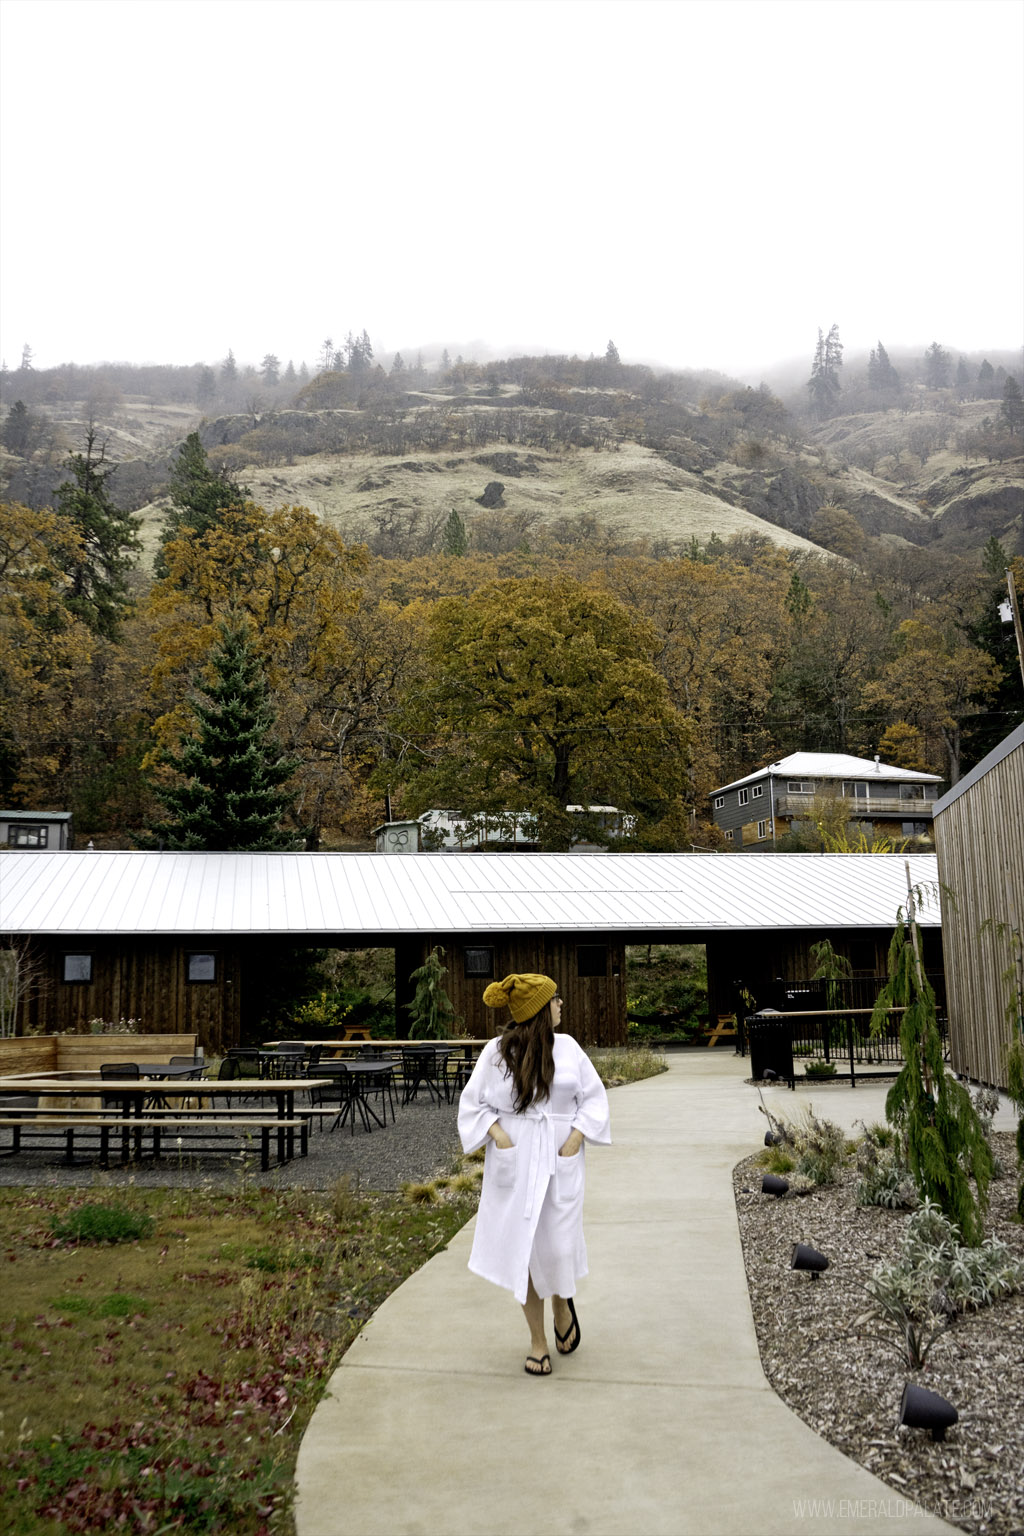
top-left (497, 1001), bottom-right (555, 1113)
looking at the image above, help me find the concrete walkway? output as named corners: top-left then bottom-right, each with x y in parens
top-left (296, 1053), bottom-right (963, 1536)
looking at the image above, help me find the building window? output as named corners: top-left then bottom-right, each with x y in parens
top-left (724, 829), bottom-right (734, 842)
top-left (751, 784), bottom-right (764, 799)
top-left (842, 781), bottom-right (869, 799)
top-left (187, 952), bottom-right (217, 983)
top-left (713, 795), bottom-right (725, 809)
top-left (10, 823), bottom-right (47, 847)
top-left (463, 947), bottom-right (494, 979)
top-left (901, 821), bottom-right (929, 837)
top-left (577, 944), bottom-right (608, 978)
top-left (757, 819), bottom-right (771, 840)
top-left (737, 788), bottom-right (749, 806)
top-left (62, 953), bottom-right (92, 983)
top-left (787, 780), bottom-right (814, 794)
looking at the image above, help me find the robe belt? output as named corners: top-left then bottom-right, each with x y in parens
top-left (520, 1108), bottom-right (576, 1220)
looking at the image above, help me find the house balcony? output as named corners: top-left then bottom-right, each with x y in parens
top-left (773, 792), bottom-right (936, 820)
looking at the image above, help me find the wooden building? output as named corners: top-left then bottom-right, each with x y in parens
top-left (1, 850), bottom-right (944, 1054)
top-left (932, 724), bottom-right (1024, 1090)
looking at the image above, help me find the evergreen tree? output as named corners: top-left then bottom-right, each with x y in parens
top-left (605, 339), bottom-right (620, 365)
top-left (955, 357), bottom-right (970, 394)
top-left (872, 879), bottom-right (994, 1244)
top-left (441, 507), bottom-right (468, 557)
top-left (1000, 375), bottom-right (1023, 435)
top-left (147, 619), bottom-right (299, 850)
top-left (260, 353), bottom-right (280, 387)
top-left (807, 324), bottom-right (843, 418)
top-left (867, 339), bottom-right (898, 394)
top-left (53, 429), bottom-right (140, 639)
top-left (404, 946), bottom-right (460, 1038)
top-left (977, 358), bottom-right (996, 397)
top-left (220, 349), bottom-right (238, 386)
top-left (156, 432), bottom-right (249, 574)
top-left (923, 341), bottom-right (950, 389)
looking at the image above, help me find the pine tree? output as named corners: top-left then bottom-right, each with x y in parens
top-left (53, 430), bottom-right (140, 639)
top-left (923, 341), bottom-right (950, 390)
top-left (441, 507), bottom-right (468, 557)
top-left (872, 875), bottom-right (994, 1244)
top-left (404, 946), bottom-right (460, 1038)
top-left (807, 324), bottom-right (843, 418)
top-left (156, 433), bottom-right (249, 577)
top-left (605, 339), bottom-right (620, 365)
top-left (1000, 375), bottom-right (1023, 435)
top-left (147, 619), bottom-right (300, 850)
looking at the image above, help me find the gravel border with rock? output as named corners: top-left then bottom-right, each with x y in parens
top-left (733, 1131), bottom-right (1024, 1536)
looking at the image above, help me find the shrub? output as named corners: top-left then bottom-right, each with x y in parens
top-left (771, 1106), bottom-right (848, 1187)
top-left (50, 1203), bottom-right (154, 1245)
top-left (804, 1058), bottom-right (837, 1079)
top-left (855, 1137), bottom-right (917, 1209)
top-left (859, 1198), bottom-right (1024, 1368)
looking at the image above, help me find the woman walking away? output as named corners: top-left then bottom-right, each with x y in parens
top-left (458, 973), bottom-right (611, 1376)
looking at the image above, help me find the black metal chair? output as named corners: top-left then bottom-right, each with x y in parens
top-left (99, 1062), bottom-right (140, 1109)
top-left (400, 1046), bottom-right (446, 1106)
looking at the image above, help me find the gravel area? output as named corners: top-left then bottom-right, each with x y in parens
top-left (734, 1132), bottom-right (1024, 1536)
top-left (0, 1096), bottom-right (463, 1194)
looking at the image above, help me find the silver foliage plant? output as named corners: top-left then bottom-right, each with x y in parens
top-left (858, 1199), bottom-right (1024, 1369)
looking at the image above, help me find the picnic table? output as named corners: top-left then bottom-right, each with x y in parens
top-left (0, 1075), bottom-right (330, 1170)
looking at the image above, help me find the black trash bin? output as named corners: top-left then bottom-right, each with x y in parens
top-left (747, 1010), bottom-right (794, 1088)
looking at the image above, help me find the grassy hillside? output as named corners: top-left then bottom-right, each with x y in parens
top-left (3, 365), bottom-right (1021, 567)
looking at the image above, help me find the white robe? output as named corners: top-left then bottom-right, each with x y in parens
top-left (458, 1034), bottom-right (611, 1304)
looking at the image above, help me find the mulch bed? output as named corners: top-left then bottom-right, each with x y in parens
top-left (734, 1132), bottom-right (1024, 1536)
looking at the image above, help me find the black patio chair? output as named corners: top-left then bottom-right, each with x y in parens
top-left (99, 1062), bottom-right (140, 1110)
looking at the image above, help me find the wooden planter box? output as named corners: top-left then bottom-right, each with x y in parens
top-left (0, 1033), bottom-right (197, 1078)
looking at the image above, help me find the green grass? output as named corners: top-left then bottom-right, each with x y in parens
top-left (0, 1180), bottom-right (477, 1535)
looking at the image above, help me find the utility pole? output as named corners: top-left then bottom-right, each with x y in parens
top-left (1000, 568), bottom-right (1024, 690)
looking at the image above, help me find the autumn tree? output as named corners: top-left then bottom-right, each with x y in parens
top-left (53, 430), bottom-right (140, 640)
top-left (0, 501), bottom-right (93, 801)
top-left (146, 618), bottom-right (299, 850)
top-left (385, 575), bottom-right (693, 850)
top-left (864, 617), bottom-right (1000, 781)
top-left (147, 502), bottom-right (416, 843)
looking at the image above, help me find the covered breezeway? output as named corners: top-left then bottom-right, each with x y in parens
top-left (0, 851), bottom-right (942, 1053)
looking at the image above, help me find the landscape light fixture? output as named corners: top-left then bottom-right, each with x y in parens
top-left (899, 1383), bottom-right (959, 1442)
top-left (761, 1174), bottom-right (789, 1196)
top-left (790, 1242), bottom-right (829, 1278)
top-left (764, 1129), bottom-right (784, 1146)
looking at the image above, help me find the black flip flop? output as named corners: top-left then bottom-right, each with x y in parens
top-left (525, 1353), bottom-right (551, 1375)
top-left (555, 1298), bottom-right (580, 1355)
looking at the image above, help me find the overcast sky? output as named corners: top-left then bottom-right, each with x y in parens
top-left (1, 0), bottom-right (1021, 381)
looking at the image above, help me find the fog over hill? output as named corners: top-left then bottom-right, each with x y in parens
top-left (2, 339), bottom-right (1021, 567)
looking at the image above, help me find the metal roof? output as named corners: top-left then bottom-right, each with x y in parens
top-left (713, 752), bottom-right (942, 796)
top-left (0, 851), bottom-right (940, 937)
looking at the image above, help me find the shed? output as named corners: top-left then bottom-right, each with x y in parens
top-left (932, 724), bottom-right (1024, 1089)
top-left (0, 850), bottom-right (942, 1053)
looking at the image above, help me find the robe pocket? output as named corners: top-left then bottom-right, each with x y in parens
top-left (554, 1146), bottom-right (584, 1204)
top-left (490, 1144), bottom-right (517, 1188)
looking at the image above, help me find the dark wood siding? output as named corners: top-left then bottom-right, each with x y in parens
top-left (396, 935), bottom-right (627, 1047)
top-left (19, 937), bottom-right (241, 1056)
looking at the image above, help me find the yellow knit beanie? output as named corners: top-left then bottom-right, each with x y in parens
top-left (482, 973), bottom-right (558, 1024)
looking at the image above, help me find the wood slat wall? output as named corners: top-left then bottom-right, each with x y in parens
top-left (934, 738), bottom-right (1024, 1089)
top-left (18, 939), bottom-right (240, 1056)
top-left (395, 936), bottom-right (628, 1048)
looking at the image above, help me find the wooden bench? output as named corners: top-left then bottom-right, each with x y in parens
top-left (0, 1108), bottom-right (311, 1171)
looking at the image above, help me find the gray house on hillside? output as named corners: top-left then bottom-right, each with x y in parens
top-left (709, 753), bottom-right (942, 849)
